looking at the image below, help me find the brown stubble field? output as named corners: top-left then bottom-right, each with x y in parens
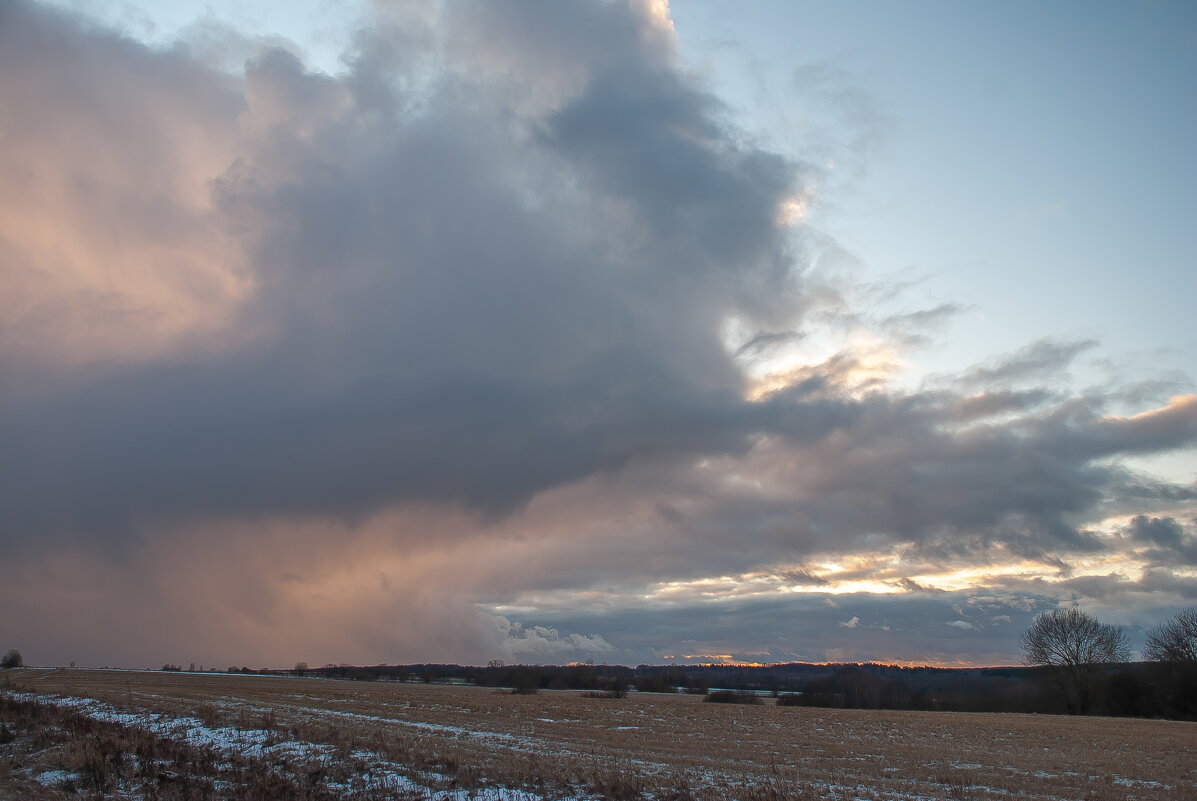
top-left (2, 668), bottom-right (1195, 800)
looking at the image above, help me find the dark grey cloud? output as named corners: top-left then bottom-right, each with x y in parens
top-left (1134, 569), bottom-right (1197, 601)
top-left (1053, 570), bottom-right (1197, 606)
top-left (0, 0), bottom-right (812, 545)
top-left (1125, 515), bottom-right (1197, 566)
top-left (1129, 514), bottom-right (1188, 549)
top-left (484, 374), bottom-right (1197, 603)
top-left (687, 387), bottom-right (1192, 562)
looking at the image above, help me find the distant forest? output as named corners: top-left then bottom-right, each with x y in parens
top-left (211, 660), bottom-right (1197, 721)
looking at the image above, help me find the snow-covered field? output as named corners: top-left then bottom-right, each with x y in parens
top-left (2, 669), bottom-right (1194, 800)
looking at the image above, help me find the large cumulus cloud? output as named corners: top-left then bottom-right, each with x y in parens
top-left (0, 0), bottom-right (812, 544)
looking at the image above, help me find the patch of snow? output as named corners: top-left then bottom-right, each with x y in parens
top-left (33, 769), bottom-right (78, 787)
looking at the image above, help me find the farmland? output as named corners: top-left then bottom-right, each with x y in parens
top-left (2, 669), bottom-right (1194, 800)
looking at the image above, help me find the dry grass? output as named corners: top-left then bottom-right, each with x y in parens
top-left (4, 668), bottom-right (1196, 800)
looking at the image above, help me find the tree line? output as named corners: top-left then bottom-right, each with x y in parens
top-left (356, 607), bottom-right (1195, 719)
top-left (6, 607), bottom-right (1193, 719)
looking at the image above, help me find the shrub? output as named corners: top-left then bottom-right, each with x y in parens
top-left (1, 649), bottom-right (22, 669)
top-left (704, 690), bottom-right (762, 705)
top-left (509, 667), bottom-right (541, 695)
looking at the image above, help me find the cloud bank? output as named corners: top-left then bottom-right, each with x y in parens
top-left (1, 0), bottom-right (1193, 668)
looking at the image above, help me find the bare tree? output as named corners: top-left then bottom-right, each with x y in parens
top-left (1144, 607), bottom-right (1197, 663)
top-left (1143, 607), bottom-right (1197, 717)
top-left (1020, 607), bottom-right (1130, 714)
top-left (1, 649), bottom-right (21, 669)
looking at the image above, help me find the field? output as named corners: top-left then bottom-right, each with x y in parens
top-left (2, 668), bottom-right (1194, 800)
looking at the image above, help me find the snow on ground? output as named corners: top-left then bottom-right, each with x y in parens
top-left (32, 769), bottom-right (79, 787)
top-left (5, 691), bottom-right (572, 800)
top-left (231, 699), bottom-right (679, 779)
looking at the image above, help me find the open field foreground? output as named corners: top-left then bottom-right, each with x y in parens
top-left (2, 670), bottom-right (1194, 801)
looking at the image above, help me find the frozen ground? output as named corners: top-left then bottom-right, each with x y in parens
top-left (2, 670), bottom-right (1194, 800)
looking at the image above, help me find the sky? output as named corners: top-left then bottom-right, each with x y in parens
top-left (1, 0), bottom-right (1195, 670)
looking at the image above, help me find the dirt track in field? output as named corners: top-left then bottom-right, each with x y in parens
top-left (5, 668), bottom-right (1196, 800)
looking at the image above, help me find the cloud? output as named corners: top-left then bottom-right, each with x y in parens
top-left (782, 568), bottom-right (830, 587)
top-left (734, 331), bottom-right (806, 361)
top-left (0, 0), bottom-right (1194, 668)
top-left (1126, 514), bottom-right (1196, 563)
top-left (881, 303), bottom-right (966, 347)
top-left (898, 578), bottom-right (932, 593)
top-left (950, 390), bottom-right (1055, 422)
top-left (0, 1), bottom-right (250, 369)
top-left (0, 0), bottom-right (814, 545)
top-left (962, 338), bottom-right (1098, 388)
top-left (491, 618), bottom-right (613, 663)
